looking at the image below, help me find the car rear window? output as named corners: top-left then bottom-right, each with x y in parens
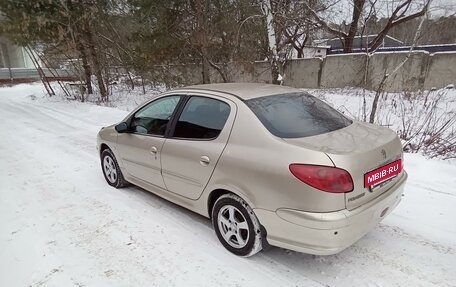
top-left (245, 92), bottom-right (352, 138)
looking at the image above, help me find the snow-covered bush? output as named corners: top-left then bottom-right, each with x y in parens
top-left (389, 90), bottom-right (455, 159)
top-left (308, 87), bottom-right (456, 159)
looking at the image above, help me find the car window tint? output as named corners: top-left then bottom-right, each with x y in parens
top-left (131, 96), bottom-right (181, 136)
top-left (173, 97), bottom-right (230, 139)
top-left (246, 93), bottom-right (352, 138)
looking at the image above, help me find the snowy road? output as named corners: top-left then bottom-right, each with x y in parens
top-left (1, 84), bottom-right (455, 287)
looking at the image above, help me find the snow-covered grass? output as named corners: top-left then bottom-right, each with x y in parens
top-left (306, 87), bottom-right (456, 160)
top-left (53, 81), bottom-right (456, 158)
top-left (58, 81), bottom-right (165, 112)
top-left (0, 83), bottom-right (455, 287)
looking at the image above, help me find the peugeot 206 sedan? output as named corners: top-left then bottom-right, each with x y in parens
top-left (97, 83), bottom-right (407, 257)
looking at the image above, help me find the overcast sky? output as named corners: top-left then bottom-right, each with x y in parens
top-left (432, 0), bottom-right (456, 15)
top-left (326, 0), bottom-right (456, 25)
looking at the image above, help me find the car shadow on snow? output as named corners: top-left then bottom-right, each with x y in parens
top-left (115, 184), bottom-right (367, 259)
top-left (111, 184), bottom-right (448, 285)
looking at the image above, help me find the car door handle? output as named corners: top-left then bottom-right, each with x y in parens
top-left (150, 146), bottom-right (158, 154)
top-left (200, 156), bottom-right (210, 166)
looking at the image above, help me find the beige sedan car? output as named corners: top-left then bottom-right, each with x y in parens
top-left (97, 83), bottom-right (407, 257)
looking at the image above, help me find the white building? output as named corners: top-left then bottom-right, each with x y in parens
top-left (0, 36), bottom-right (36, 69)
top-left (288, 45), bottom-right (330, 59)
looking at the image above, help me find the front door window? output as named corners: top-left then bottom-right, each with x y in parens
top-left (131, 96), bottom-right (181, 136)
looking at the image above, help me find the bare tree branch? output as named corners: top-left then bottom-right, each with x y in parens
top-left (368, 0), bottom-right (431, 52)
top-left (302, 1), bottom-right (348, 39)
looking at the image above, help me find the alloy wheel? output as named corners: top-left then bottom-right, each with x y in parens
top-left (217, 205), bottom-right (250, 248)
top-left (103, 155), bottom-right (118, 184)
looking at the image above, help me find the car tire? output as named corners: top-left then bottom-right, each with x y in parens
top-left (101, 148), bottom-right (128, 188)
top-left (212, 194), bottom-right (263, 257)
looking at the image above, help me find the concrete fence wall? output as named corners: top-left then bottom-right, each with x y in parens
top-left (179, 51), bottom-right (456, 92)
top-left (423, 52), bottom-right (456, 90)
top-left (1, 51), bottom-right (454, 92)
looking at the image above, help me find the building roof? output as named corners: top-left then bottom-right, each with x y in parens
top-left (179, 83), bottom-right (299, 100)
top-left (325, 35), bottom-right (405, 50)
top-left (328, 43), bottom-right (456, 55)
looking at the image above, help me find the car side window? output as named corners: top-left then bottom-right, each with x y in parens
top-left (131, 95), bottom-right (181, 136)
top-left (173, 96), bottom-right (230, 139)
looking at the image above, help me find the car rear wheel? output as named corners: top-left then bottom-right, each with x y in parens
top-left (212, 194), bottom-right (263, 257)
top-left (101, 149), bottom-right (127, 188)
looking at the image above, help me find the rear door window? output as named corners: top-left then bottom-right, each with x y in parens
top-left (172, 96), bottom-right (231, 139)
top-left (246, 92), bottom-right (352, 138)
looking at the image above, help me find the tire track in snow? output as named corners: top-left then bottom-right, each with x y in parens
top-left (1, 94), bottom-right (321, 286)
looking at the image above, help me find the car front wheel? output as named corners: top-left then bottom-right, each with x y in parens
top-left (101, 148), bottom-right (127, 188)
top-left (212, 194), bottom-right (263, 257)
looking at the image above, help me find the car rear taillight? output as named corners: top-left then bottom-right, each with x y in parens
top-left (289, 164), bottom-right (353, 193)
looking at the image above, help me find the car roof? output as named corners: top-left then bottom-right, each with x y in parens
top-left (177, 83), bottom-right (300, 101)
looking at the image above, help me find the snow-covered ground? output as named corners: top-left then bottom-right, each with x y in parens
top-left (0, 83), bottom-right (455, 287)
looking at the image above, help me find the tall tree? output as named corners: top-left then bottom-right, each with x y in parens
top-left (0, 0), bottom-right (110, 100)
top-left (128, 0), bottom-right (267, 84)
top-left (262, 0), bottom-right (281, 84)
top-left (274, 0), bottom-right (323, 58)
top-left (306, 0), bottom-right (431, 53)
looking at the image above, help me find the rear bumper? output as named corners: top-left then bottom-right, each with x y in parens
top-left (254, 171), bottom-right (408, 255)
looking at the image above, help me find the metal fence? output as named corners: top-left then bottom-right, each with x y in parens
top-left (0, 68), bottom-right (76, 82)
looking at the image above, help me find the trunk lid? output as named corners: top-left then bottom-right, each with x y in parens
top-left (284, 121), bottom-right (404, 210)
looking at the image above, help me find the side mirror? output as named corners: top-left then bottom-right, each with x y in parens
top-left (115, 122), bottom-right (128, 133)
